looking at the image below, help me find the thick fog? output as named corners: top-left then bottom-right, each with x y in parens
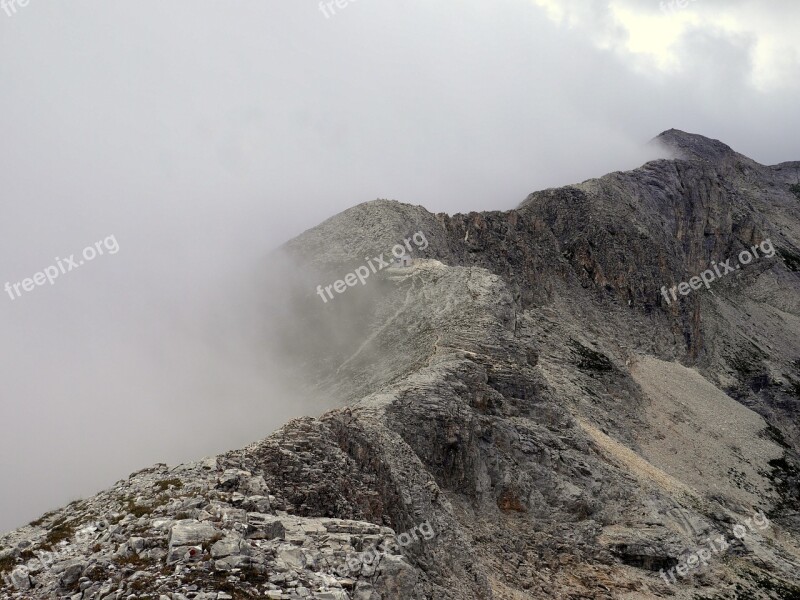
top-left (1, 0), bottom-right (798, 533)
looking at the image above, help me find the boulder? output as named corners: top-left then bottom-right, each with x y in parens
top-left (211, 533), bottom-right (246, 559)
top-left (166, 520), bottom-right (218, 564)
top-left (247, 513), bottom-right (285, 540)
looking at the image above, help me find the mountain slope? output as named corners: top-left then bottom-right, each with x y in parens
top-left (2, 130), bottom-right (800, 599)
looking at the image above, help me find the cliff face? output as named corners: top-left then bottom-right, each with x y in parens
top-left (3, 130), bottom-right (800, 599)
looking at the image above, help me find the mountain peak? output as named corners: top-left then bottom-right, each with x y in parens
top-left (652, 128), bottom-right (740, 164)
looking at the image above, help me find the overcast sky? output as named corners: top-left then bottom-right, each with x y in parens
top-left (1, 0), bottom-right (798, 533)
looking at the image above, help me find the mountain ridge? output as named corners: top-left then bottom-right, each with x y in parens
top-left (3, 130), bottom-right (800, 599)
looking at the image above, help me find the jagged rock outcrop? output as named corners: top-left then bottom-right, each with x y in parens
top-left (2, 130), bottom-right (800, 599)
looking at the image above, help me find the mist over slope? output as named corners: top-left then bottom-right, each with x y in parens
top-left (2, 130), bottom-right (800, 599)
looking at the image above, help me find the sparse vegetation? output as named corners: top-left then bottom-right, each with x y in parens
top-left (154, 478), bottom-right (184, 492)
top-left (39, 518), bottom-right (77, 551)
top-left (178, 566), bottom-right (270, 599)
top-left (201, 531), bottom-right (225, 554)
top-left (789, 183), bottom-right (800, 200)
top-left (0, 554), bottom-right (15, 574)
top-left (117, 553), bottom-right (151, 569)
top-left (28, 510), bottom-right (57, 528)
top-left (125, 501), bottom-right (152, 518)
top-left (18, 549), bottom-right (35, 562)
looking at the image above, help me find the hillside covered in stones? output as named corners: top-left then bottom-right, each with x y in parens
top-left (2, 130), bottom-right (800, 599)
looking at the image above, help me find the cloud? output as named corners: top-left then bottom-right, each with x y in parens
top-left (531, 0), bottom-right (800, 92)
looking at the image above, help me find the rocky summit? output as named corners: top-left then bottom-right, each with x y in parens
top-left (2, 129), bottom-right (800, 599)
